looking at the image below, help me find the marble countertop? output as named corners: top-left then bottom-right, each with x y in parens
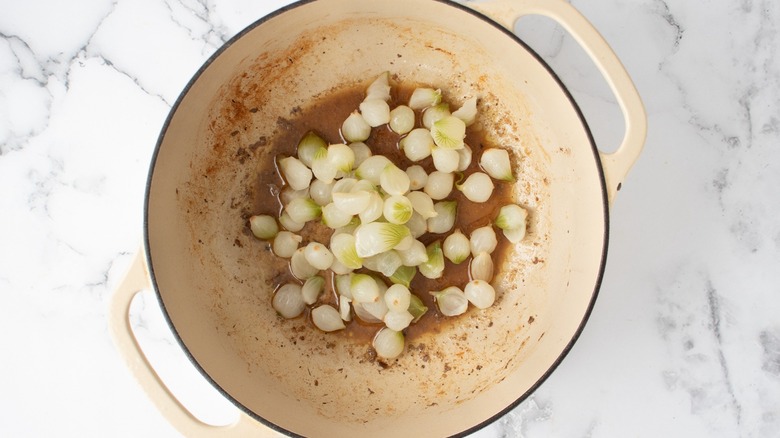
top-left (1, 0), bottom-right (778, 436)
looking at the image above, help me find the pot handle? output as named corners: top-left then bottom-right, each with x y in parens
top-left (465, 0), bottom-right (647, 203)
top-left (109, 249), bottom-right (275, 437)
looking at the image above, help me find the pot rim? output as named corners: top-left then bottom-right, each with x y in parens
top-left (143, 1), bottom-right (610, 436)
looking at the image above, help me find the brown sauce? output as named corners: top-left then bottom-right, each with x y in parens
top-left (252, 82), bottom-right (513, 343)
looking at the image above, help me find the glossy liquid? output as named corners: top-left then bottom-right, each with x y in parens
top-left (252, 82), bottom-right (513, 342)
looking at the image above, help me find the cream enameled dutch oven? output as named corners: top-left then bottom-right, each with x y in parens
top-left (110, 0), bottom-right (646, 436)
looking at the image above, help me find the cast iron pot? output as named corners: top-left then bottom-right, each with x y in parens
top-left (111, 0), bottom-right (646, 436)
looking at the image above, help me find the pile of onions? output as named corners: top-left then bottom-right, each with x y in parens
top-left (249, 72), bottom-right (527, 360)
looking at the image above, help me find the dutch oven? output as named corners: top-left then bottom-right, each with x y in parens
top-left (111, 0), bottom-right (646, 436)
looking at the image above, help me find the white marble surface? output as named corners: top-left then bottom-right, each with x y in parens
top-left (1, 0), bottom-right (778, 436)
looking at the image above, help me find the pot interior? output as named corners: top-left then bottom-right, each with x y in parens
top-left (146, 0), bottom-right (607, 436)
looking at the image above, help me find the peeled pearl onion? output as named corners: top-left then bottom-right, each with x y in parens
top-left (458, 172), bottom-right (494, 203)
top-left (273, 284), bottom-right (305, 319)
